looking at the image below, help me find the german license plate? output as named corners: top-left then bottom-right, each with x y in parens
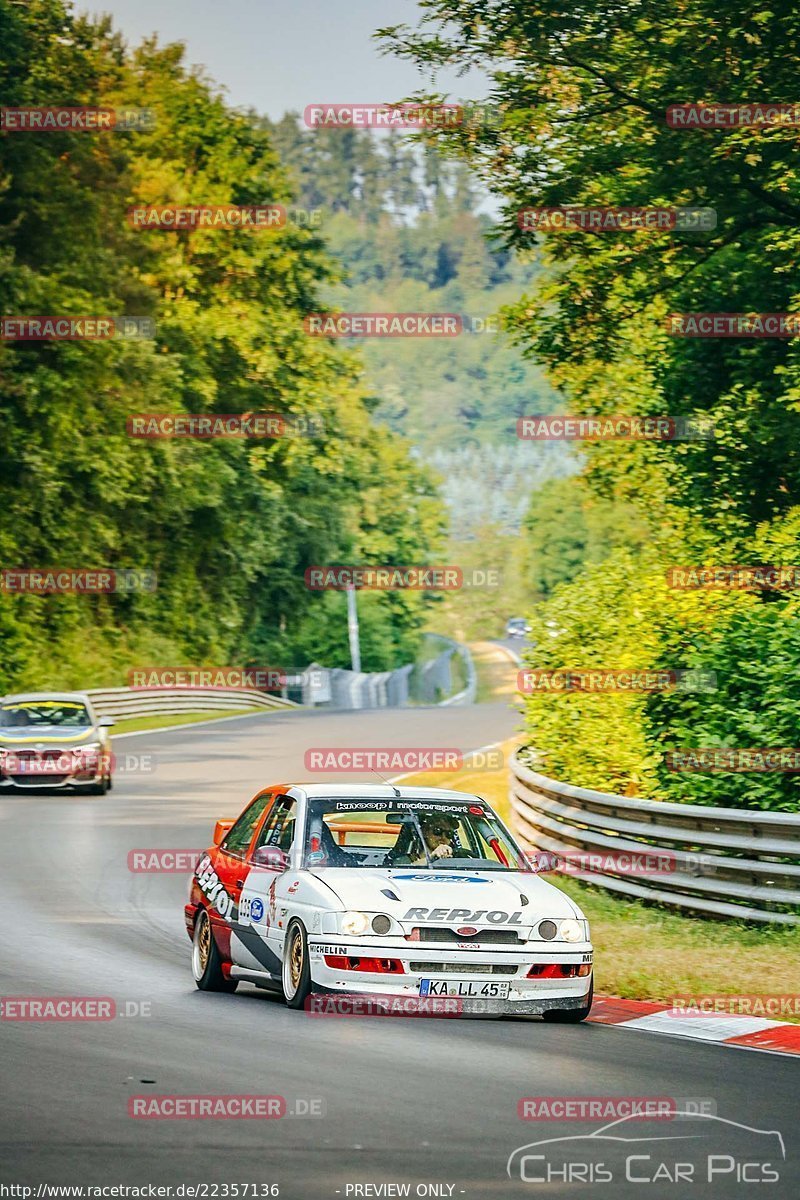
top-left (419, 979), bottom-right (510, 998)
top-left (18, 759), bottom-right (61, 774)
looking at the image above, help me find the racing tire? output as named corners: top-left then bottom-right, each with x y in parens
top-left (192, 908), bottom-right (238, 993)
top-left (542, 979), bottom-right (593, 1024)
top-left (282, 920), bottom-right (312, 1010)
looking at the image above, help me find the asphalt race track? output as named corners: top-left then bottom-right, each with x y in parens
top-left (1, 702), bottom-right (798, 1199)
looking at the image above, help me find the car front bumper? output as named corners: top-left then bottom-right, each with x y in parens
top-left (307, 935), bottom-right (593, 1014)
top-left (0, 753), bottom-right (107, 790)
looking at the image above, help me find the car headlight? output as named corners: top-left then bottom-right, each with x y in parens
top-left (340, 911), bottom-right (369, 936)
top-left (559, 918), bottom-right (585, 943)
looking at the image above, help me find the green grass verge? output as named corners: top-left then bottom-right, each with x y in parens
top-left (397, 739), bottom-right (800, 1016)
top-left (110, 708), bottom-right (271, 735)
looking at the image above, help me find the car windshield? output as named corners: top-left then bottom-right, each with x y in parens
top-left (303, 797), bottom-right (527, 871)
top-left (0, 701), bottom-right (92, 728)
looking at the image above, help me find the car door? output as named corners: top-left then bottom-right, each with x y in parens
top-left (207, 790), bottom-right (274, 955)
top-left (232, 794), bottom-right (298, 975)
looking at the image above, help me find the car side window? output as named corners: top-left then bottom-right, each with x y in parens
top-left (222, 793), bottom-right (273, 857)
top-left (253, 796), bottom-right (297, 854)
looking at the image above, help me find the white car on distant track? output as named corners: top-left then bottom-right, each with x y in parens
top-left (185, 784), bottom-right (593, 1019)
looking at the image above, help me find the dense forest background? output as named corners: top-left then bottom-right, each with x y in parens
top-left (379, 0), bottom-right (800, 810)
top-left (0, 0), bottom-right (452, 685)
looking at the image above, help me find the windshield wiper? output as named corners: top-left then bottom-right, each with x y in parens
top-left (402, 805), bottom-right (433, 868)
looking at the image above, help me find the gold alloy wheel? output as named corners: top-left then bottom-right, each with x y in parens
top-left (197, 912), bottom-right (211, 973)
top-left (289, 928), bottom-right (303, 991)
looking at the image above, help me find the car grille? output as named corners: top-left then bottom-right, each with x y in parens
top-left (410, 927), bottom-right (522, 945)
top-left (409, 962), bottom-right (518, 975)
top-left (3, 748), bottom-right (72, 785)
top-left (8, 774), bottom-right (68, 786)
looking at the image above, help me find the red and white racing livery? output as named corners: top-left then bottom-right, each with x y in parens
top-left (185, 784), bottom-right (593, 1018)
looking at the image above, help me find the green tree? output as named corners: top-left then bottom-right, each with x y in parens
top-left (0, 0), bottom-right (445, 688)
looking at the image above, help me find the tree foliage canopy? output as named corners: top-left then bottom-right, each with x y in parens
top-left (381, 0), bottom-right (800, 807)
top-left (0, 0), bottom-right (445, 686)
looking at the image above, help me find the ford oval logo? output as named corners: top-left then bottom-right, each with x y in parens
top-left (456, 926), bottom-right (478, 936)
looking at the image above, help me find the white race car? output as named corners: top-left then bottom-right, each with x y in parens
top-left (185, 784), bottom-right (593, 1019)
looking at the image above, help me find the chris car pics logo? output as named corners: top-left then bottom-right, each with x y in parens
top-left (507, 1112), bottom-right (784, 1185)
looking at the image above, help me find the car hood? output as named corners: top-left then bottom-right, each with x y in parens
top-left (316, 867), bottom-right (582, 925)
top-left (0, 725), bottom-right (99, 747)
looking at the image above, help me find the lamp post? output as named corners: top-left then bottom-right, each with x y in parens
top-left (346, 585), bottom-right (361, 673)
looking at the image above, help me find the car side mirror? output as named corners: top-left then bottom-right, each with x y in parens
top-left (252, 845), bottom-right (289, 870)
top-left (213, 819), bottom-right (235, 846)
top-left (530, 852), bottom-right (562, 873)
top-left (98, 717), bottom-right (115, 728)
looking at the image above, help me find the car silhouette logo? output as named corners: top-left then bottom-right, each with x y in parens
top-left (507, 1111), bottom-right (786, 1180)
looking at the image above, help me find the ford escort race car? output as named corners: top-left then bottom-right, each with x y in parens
top-left (185, 784), bottom-right (593, 1018)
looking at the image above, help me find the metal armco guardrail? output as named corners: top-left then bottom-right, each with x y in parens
top-left (82, 638), bottom-right (476, 719)
top-left (87, 686), bottom-right (296, 721)
top-left (420, 637), bottom-right (477, 707)
top-left (510, 749), bottom-right (800, 925)
top-left (289, 639), bottom-right (476, 709)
